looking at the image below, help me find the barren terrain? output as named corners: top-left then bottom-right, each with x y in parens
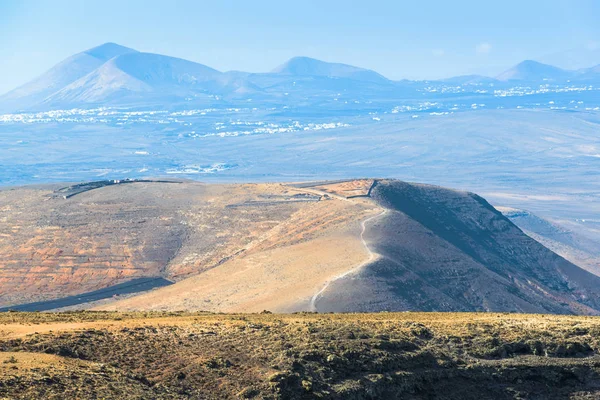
top-left (0, 180), bottom-right (377, 310)
top-left (1, 311), bottom-right (600, 399)
top-left (2, 179), bottom-right (600, 315)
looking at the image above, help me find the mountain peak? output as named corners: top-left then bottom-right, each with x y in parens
top-left (272, 56), bottom-right (389, 82)
top-left (84, 42), bottom-right (138, 61)
top-left (496, 60), bottom-right (571, 81)
top-left (277, 56), bottom-right (328, 68)
top-left (272, 56), bottom-right (344, 75)
top-left (514, 60), bottom-right (560, 71)
top-left (0, 42), bottom-right (139, 104)
top-left (518, 59), bottom-right (544, 66)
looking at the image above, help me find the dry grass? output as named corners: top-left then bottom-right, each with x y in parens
top-left (1, 312), bottom-right (600, 399)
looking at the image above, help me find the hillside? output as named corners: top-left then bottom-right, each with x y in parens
top-left (272, 56), bottom-right (389, 83)
top-left (0, 43), bottom-right (137, 109)
top-left (0, 180), bottom-right (375, 309)
top-left (42, 51), bottom-right (255, 106)
top-left (575, 64), bottom-right (600, 81)
top-left (1, 311), bottom-right (600, 399)
top-left (312, 181), bottom-right (600, 314)
top-left (2, 179), bottom-right (600, 315)
top-left (439, 74), bottom-right (499, 85)
top-left (498, 207), bottom-right (600, 277)
top-left (496, 60), bottom-right (574, 82)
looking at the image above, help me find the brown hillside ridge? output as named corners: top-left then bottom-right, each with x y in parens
top-left (1, 179), bottom-right (600, 314)
top-left (1, 311), bottom-right (600, 399)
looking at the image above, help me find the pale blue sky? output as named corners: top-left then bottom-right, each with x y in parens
top-left (1, 0), bottom-right (599, 93)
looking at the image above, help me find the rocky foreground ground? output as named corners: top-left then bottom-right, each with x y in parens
top-left (0, 311), bottom-right (600, 399)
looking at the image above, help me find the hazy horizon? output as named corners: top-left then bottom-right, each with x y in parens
top-left (1, 0), bottom-right (599, 94)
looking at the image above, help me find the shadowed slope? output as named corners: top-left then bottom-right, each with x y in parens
top-left (316, 180), bottom-right (600, 314)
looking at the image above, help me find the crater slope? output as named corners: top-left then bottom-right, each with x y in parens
top-left (314, 181), bottom-right (600, 314)
top-left (2, 179), bottom-right (600, 314)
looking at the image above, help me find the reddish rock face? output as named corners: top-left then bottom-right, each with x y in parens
top-left (0, 184), bottom-right (187, 306)
top-left (0, 182), bottom-right (313, 307)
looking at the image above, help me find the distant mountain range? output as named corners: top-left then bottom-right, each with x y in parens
top-left (495, 59), bottom-right (600, 82)
top-left (1, 42), bottom-right (599, 111)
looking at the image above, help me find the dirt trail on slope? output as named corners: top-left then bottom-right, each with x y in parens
top-left (309, 208), bottom-right (388, 311)
top-left (97, 196), bottom-right (381, 312)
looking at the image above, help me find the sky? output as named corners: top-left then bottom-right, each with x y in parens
top-left (1, 0), bottom-right (599, 94)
